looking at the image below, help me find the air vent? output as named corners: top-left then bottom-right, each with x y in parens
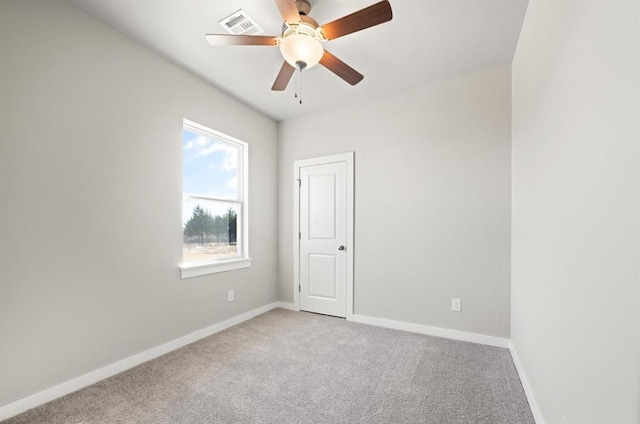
top-left (219, 9), bottom-right (264, 35)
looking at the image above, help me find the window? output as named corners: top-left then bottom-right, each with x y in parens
top-left (180, 119), bottom-right (249, 278)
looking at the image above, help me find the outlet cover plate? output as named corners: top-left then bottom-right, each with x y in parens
top-left (452, 298), bottom-right (461, 312)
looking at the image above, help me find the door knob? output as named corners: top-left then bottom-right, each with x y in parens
top-left (338, 245), bottom-right (345, 251)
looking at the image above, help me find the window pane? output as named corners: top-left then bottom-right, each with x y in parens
top-left (182, 128), bottom-right (239, 200)
top-left (182, 197), bottom-right (239, 263)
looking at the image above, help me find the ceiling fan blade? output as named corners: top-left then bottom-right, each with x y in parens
top-left (321, 0), bottom-right (392, 41)
top-left (205, 34), bottom-right (278, 46)
top-left (272, 61), bottom-right (296, 91)
top-left (274, 0), bottom-right (301, 24)
top-left (320, 50), bottom-right (364, 86)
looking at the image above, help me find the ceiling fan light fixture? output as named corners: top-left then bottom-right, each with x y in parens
top-left (279, 21), bottom-right (324, 70)
top-left (280, 33), bottom-right (323, 69)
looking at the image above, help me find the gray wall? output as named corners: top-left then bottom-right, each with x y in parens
top-left (511, 1), bottom-right (640, 423)
top-left (0, 0), bottom-right (278, 406)
top-left (278, 66), bottom-right (512, 338)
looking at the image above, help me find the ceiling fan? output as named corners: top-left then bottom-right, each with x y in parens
top-left (205, 0), bottom-right (393, 92)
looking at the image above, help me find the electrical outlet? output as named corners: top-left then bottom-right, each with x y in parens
top-left (452, 298), bottom-right (461, 312)
top-left (228, 290), bottom-right (234, 302)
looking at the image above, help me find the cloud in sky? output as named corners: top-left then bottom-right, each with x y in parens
top-left (183, 129), bottom-right (240, 200)
top-left (182, 136), bottom-right (207, 150)
top-left (184, 135), bottom-right (238, 171)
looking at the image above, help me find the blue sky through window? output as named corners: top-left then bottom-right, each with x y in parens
top-left (182, 129), bottom-right (238, 199)
top-left (182, 128), bottom-right (239, 225)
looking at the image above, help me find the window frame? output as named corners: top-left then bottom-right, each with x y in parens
top-left (180, 119), bottom-right (250, 279)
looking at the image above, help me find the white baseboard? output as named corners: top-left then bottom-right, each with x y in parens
top-left (508, 341), bottom-right (545, 424)
top-left (0, 301), bottom-right (283, 421)
top-left (349, 314), bottom-right (510, 348)
top-left (273, 301), bottom-right (296, 311)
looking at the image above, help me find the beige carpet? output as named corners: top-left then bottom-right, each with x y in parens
top-left (3, 309), bottom-right (534, 423)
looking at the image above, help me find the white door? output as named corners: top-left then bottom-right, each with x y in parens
top-left (295, 153), bottom-right (353, 318)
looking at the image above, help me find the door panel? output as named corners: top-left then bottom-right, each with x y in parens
top-left (308, 254), bottom-right (337, 299)
top-left (308, 173), bottom-right (336, 239)
top-left (299, 161), bottom-right (347, 317)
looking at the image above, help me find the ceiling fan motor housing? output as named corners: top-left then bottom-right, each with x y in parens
top-left (295, 0), bottom-right (311, 16)
top-left (281, 14), bottom-right (319, 34)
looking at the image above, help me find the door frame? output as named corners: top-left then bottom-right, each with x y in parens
top-left (293, 152), bottom-right (354, 319)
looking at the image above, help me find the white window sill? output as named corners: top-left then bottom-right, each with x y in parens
top-left (180, 258), bottom-right (252, 279)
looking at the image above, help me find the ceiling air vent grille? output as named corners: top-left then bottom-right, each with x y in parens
top-left (219, 9), bottom-right (264, 35)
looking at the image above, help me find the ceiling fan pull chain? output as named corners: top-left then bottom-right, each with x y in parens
top-left (294, 65), bottom-right (303, 105)
top-left (299, 67), bottom-right (303, 105)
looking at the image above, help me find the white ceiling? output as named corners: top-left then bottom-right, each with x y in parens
top-left (66, 0), bottom-right (528, 122)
